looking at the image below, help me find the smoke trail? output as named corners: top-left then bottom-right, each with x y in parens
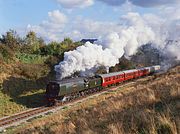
top-left (55, 10), bottom-right (180, 79)
top-left (55, 13), bottom-right (156, 79)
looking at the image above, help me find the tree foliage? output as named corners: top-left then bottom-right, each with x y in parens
top-left (22, 31), bottom-right (44, 54)
top-left (0, 30), bottom-right (83, 64)
top-left (0, 30), bottom-right (21, 51)
top-left (40, 41), bottom-right (61, 56)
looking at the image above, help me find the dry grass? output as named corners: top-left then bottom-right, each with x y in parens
top-left (0, 73), bottom-right (10, 84)
top-left (10, 66), bottom-right (180, 134)
top-left (0, 62), bottom-right (50, 117)
top-left (0, 91), bottom-right (26, 117)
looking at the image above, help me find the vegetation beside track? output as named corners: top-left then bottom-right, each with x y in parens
top-left (0, 30), bottom-right (82, 117)
top-left (8, 66), bottom-right (180, 134)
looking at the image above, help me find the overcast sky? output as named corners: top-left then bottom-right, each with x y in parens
top-left (0, 0), bottom-right (179, 42)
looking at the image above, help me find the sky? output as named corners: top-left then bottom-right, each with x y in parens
top-left (0, 0), bottom-right (180, 42)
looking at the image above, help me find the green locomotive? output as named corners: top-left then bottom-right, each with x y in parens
top-left (46, 77), bottom-right (102, 105)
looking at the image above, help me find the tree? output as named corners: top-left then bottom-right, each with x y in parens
top-left (60, 37), bottom-right (73, 50)
top-left (0, 29), bottom-right (20, 51)
top-left (23, 31), bottom-right (45, 54)
top-left (25, 31), bottom-right (39, 52)
top-left (62, 37), bottom-right (73, 45)
top-left (40, 41), bottom-right (62, 56)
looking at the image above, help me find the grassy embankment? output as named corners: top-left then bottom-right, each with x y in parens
top-left (0, 54), bottom-right (54, 117)
top-left (8, 66), bottom-right (180, 134)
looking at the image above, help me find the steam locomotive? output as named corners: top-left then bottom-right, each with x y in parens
top-left (46, 65), bottom-right (160, 105)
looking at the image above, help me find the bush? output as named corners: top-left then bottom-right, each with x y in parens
top-left (15, 53), bottom-right (49, 64)
top-left (0, 44), bottom-right (15, 62)
top-left (45, 56), bottom-right (59, 67)
top-left (17, 64), bottom-right (50, 79)
top-left (0, 30), bottom-right (21, 51)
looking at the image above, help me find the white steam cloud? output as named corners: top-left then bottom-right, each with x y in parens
top-left (55, 4), bottom-right (180, 79)
top-left (55, 13), bottom-right (158, 79)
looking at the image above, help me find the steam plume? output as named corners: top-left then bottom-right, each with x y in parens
top-left (55, 13), bottom-right (156, 79)
top-left (55, 11), bottom-right (180, 79)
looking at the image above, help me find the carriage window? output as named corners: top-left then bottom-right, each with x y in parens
top-left (105, 78), bottom-right (109, 82)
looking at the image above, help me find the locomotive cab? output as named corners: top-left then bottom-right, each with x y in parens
top-left (46, 82), bottom-right (60, 105)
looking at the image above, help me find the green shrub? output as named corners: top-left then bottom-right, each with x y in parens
top-left (15, 53), bottom-right (49, 64)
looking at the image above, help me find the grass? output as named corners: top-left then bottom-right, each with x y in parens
top-left (0, 68), bottom-right (48, 117)
top-left (0, 60), bottom-right (54, 118)
top-left (15, 53), bottom-right (49, 64)
top-left (0, 89), bottom-right (46, 117)
top-left (8, 66), bottom-right (180, 134)
top-left (0, 91), bottom-right (25, 117)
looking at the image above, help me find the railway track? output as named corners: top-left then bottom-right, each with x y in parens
top-left (0, 75), bottom-right (156, 131)
top-left (0, 85), bottom-right (119, 131)
top-left (0, 107), bottom-right (47, 127)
